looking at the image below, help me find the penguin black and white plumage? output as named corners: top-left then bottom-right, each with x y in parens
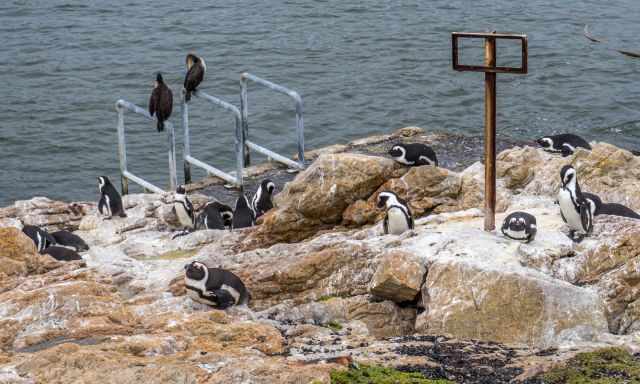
top-left (251, 179), bottom-right (276, 218)
top-left (97, 176), bottom-right (127, 219)
top-left (501, 212), bottom-right (537, 243)
top-left (148, 73), bottom-right (173, 132)
top-left (184, 261), bottom-right (250, 309)
top-left (536, 134), bottom-right (592, 157)
top-left (376, 191), bottom-right (414, 235)
top-left (558, 165), bottom-right (593, 241)
top-left (388, 143), bottom-right (438, 167)
top-left (42, 246), bottom-right (82, 261)
top-left (582, 192), bottom-right (640, 220)
top-left (183, 53), bottom-right (206, 102)
top-left (22, 225), bottom-right (56, 253)
top-left (174, 185), bottom-right (195, 232)
top-left (197, 201), bottom-right (230, 230)
top-left (232, 194), bottom-right (255, 229)
top-left (51, 230), bottom-right (90, 252)
top-left (219, 204), bottom-right (234, 229)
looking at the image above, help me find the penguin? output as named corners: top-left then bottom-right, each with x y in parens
top-left (148, 73), bottom-right (173, 132)
top-left (536, 134), bottom-right (591, 157)
top-left (173, 185), bottom-right (195, 237)
top-left (582, 192), bottom-right (640, 220)
top-left (51, 230), bottom-right (90, 252)
top-left (197, 201), bottom-right (229, 230)
top-left (501, 212), bottom-right (537, 243)
top-left (376, 191), bottom-right (414, 235)
top-left (251, 179), bottom-right (276, 218)
top-left (388, 143), bottom-right (438, 167)
top-left (558, 165), bottom-right (593, 242)
top-left (97, 176), bottom-right (127, 219)
top-left (219, 204), bottom-right (234, 229)
top-left (42, 246), bottom-right (82, 261)
top-left (184, 261), bottom-right (250, 309)
top-left (183, 53), bottom-right (206, 102)
top-left (232, 193), bottom-right (255, 229)
top-left (22, 225), bottom-right (56, 253)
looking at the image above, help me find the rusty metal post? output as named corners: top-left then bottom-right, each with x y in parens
top-left (484, 35), bottom-right (497, 231)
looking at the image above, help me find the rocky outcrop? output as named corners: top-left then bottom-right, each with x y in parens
top-left (369, 250), bottom-right (426, 303)
top-left (0, 197), bottom-right (93, 231)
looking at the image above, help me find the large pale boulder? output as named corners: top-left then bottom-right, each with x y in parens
top-left (369, 250), bottom-right (426, 302)
top-left (0, 197), bottom-right (93, 231)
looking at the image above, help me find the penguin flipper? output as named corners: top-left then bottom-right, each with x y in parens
top-left (580, 203), bottom-right (593, 235)
top-left (560, 209), bottom-right (567, 224)
top-left (383, 215), bottom-right (389, 235)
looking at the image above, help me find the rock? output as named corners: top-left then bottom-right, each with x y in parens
top-left (369, 250), bottom-right (426, 303)
top-left (0, 197), bottom-right (93, 231)
top-left (244, 153), bottom-right (405, 247)
top-left (416, 259), bottom-right (608, 347)
top-left (0, 227), bottom-right (61, 278)
top-left (497, 146), bottom-right (543, 189)
top-left (458, 162), bottom-right (511, 213)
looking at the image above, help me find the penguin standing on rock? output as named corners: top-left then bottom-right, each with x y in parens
top-left (388, 143), bottom-right (438, 166)
top-left (97, 176), bottom-right (126, 219)
top-left (51, 230), bottom-right (89, 252)
top-left (558, 165), bottom-right (593, 242)
top-left (197, 201), bottom-right (230, 230)
top-left (501, 212), bottom-right (537, 243)
top-left (149, 73), bottom-right (173, 132)
top-left (251, 179), bottom-right (276, 218)
top-left (184, 261), bottom-right (250, 309)
top-left (173, 185), bottom-right (195, 237)
top-left (536, 134), bottom-right (591, 157)
top-left (582, 192), bottom-right (640, 220)
top-left (183, 53), bottom-right (206, 102)
top-left (22, 225), bottom-right (56, 252)
top-left (376, 191), bottom-right (414, 235)
top-left (232, 193), bottom-right (255, 229)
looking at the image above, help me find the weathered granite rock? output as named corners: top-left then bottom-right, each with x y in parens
top-left (458, 161), bottom-right (511, 213)
top-left (0, 197), bottom-right (93, 231)
top-left (369, 250), bottom-right (426, 303)
top-left (0, 227), bottom-right (61, 279)
top-left (497, 146), bottom-right (543, 189)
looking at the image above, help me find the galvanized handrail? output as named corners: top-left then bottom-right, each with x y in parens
top-left (115, 99), bottom-right (177, 195)
top-left (182, 90), bottom-right (244, 187)
top-left (240, 72), bottom-right (305, 169)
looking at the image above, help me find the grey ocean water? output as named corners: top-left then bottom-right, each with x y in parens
top-left (1, 0), bottom-right (639, 206)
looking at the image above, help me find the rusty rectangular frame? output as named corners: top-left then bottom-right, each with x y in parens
top-left (452, 32), bottom-right (528, 74)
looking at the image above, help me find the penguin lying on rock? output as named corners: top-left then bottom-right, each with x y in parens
top-left (43, 246), bottom-right (82, 261)
top-left (377, 191), bottom-right (414, 235)
top-left (388, 143), bottom-right (438, 167)
top-left (184, 261), bottom-right (250, 309)
top-left (536, 134), bottom-right (591, 157)
top-left (51, 230), bottom-right (90, 252)
top-left (22, 225), bottom-right (56, 253)
top-left (501, 212), bottom-right (537, 243)
top-left (582, 192), bottom-right (640, 220)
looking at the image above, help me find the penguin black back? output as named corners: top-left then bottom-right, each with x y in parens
top-left (51, 230), bottom-right (89, 252)
top-left (149, 73), bottom-right (173, 132)
top-left (22, 225), bottom-right (56, 252)
top-left (197, 201), bottom-right (227, 230)
top-left (536, 134), bottom-right (591, 157)
top-left (232, 194), bottom-right (255, 229)
top-left (43, 246), bottom-right (82, 261)
top-left (97, 176), bottom-right (126, 218)
top-left (184, 261), bottom-right (250, 308)
top-left (583, 192), bottom-right (640, 219)
top-left (184, 53), bottom-right (206, 102)
top-left (251, 179), bottom-right (276, 218)
top-left (388, 143), bottom-right (438, 166)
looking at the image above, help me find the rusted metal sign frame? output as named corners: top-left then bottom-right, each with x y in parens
top-left (115, 99), bottom-right (177, 195)
top-left (451, 32), bottom-right (528, 231)
top-left (240, 72), bottom-right (305, 170)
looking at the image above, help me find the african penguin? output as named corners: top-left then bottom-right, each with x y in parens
top-left (97, 176), bottom-right (127, 219)
top-left (388, 143), bottom-right (438, 167)
top-left (558, 165), bottom-right (593, 241)
top-left (184, 261), bottom-right (250, 309)
top-left (536, 134), bottom-right (591, 157)
top-left (501, 212), bottom-right (537, 243)
top-left (148, 73), bottom-right (173, 132)
top-left (183, 53), bottom-right (206, 102)
top-left (22, 225), bottom-right (56, 253)
top-left (232, 193), bottom-right (255, 229)
top-left (251, 179), bottom-right (276, 218)
top-left (197, 201), bottom-right (230, 230)
top-left (51, 230), bottom-right (90, 252)
top-left (376, 191), bottom-right (414, 235)
top-left (582, 192), bottom-right (640, 220)
top-left (219, 204), bottom-right (234, 229)
top-left (42, 246), bottom-right (82, 261)
top-left (173, 185), bottom-right (195, 236)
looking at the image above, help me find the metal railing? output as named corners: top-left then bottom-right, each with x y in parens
top-left (240, 72), bottom-right (305, 169)
top-left (182, 90), bottom-right (244, 187)
top-left (115, 99), bottom-right (177, 195)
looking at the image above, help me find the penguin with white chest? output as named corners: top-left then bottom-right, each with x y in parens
top-left (582, 192), bottom-right (640, 220)
top-left (377, 191), bottom-right (414, 235)
top-left (388, 143), bottom-right (438, 167)
top-left (251, 179), bottom-right (276, 218)
top-left (173, 185), bottom-right (195, 237)
top-left (97, 176), bottom-right (127, 219)
top-left (501, 212), bottom-right (537, 243)
top-left (536, 134), bottom-right (591, 157)
top-left (232, 193), bottom-right (255, 229)
top-left (558, 165), bottom-right (593, 242)
top-left (22, 225), bottom-right (56, 253)
top-left (184, 261), bottom-right (250, 309)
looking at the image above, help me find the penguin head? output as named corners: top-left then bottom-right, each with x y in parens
top-left (388, 144), bottom-right (406, 159)
top-left (536, 136), bottom-right (554, 149)
top-left (377, 191), bottom-right (400, 209)
top-left (261, 179), bottom-right (276, 195)
top-left (560, 165), bottom-right (577, 188)
top-left (506, 215), bottom-right (527, 232)
top-left (176, 185), bottom-right (186, 195)
top-left (217, 204), bottom-right (234, 227)
top-left (97, 176), bottom-right (110, 192)
top-left (184, 261), bottom-right (208, 281)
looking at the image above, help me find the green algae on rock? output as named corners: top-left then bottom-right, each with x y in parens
top-left (539, 347), bottom-right (640, 384)
top-left (330, 364), bottom-right (453, 384)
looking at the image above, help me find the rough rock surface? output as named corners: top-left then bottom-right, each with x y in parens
top-left (369, 250), bottom-right (426, 303)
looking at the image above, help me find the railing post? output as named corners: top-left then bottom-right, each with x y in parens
top-left (182, 98), bottom-right (192, 185)
top-left (292, 91), bottom-right (305, 167)
top-left (166, 121), bottom-right (177, 192)
top-left (116, 101), bottom-right (129, 195)
top-left (240, 74), bottom-right (251, 166)
top-left (484, 35), bottom-right (497, 231)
